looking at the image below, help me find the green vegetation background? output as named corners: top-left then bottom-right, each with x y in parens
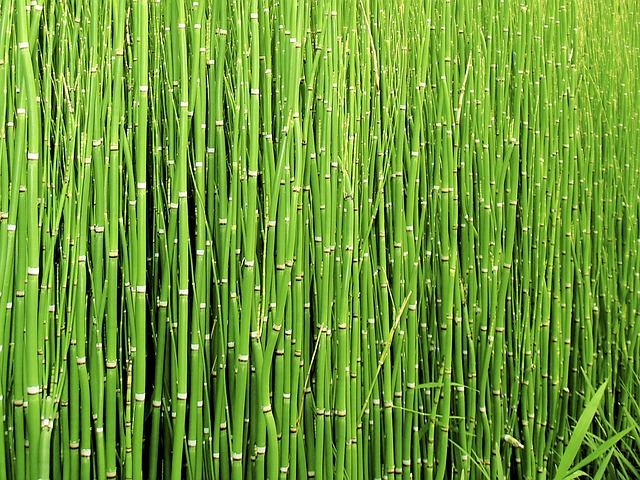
top-left (0, 0), bottom-right (638, 479)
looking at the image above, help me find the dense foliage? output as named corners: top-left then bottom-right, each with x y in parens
top-left (0, 0), bottom-right (639, 478)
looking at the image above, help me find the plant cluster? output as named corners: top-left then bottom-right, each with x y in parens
top-left (0, 0), bottom-right (639, 479)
